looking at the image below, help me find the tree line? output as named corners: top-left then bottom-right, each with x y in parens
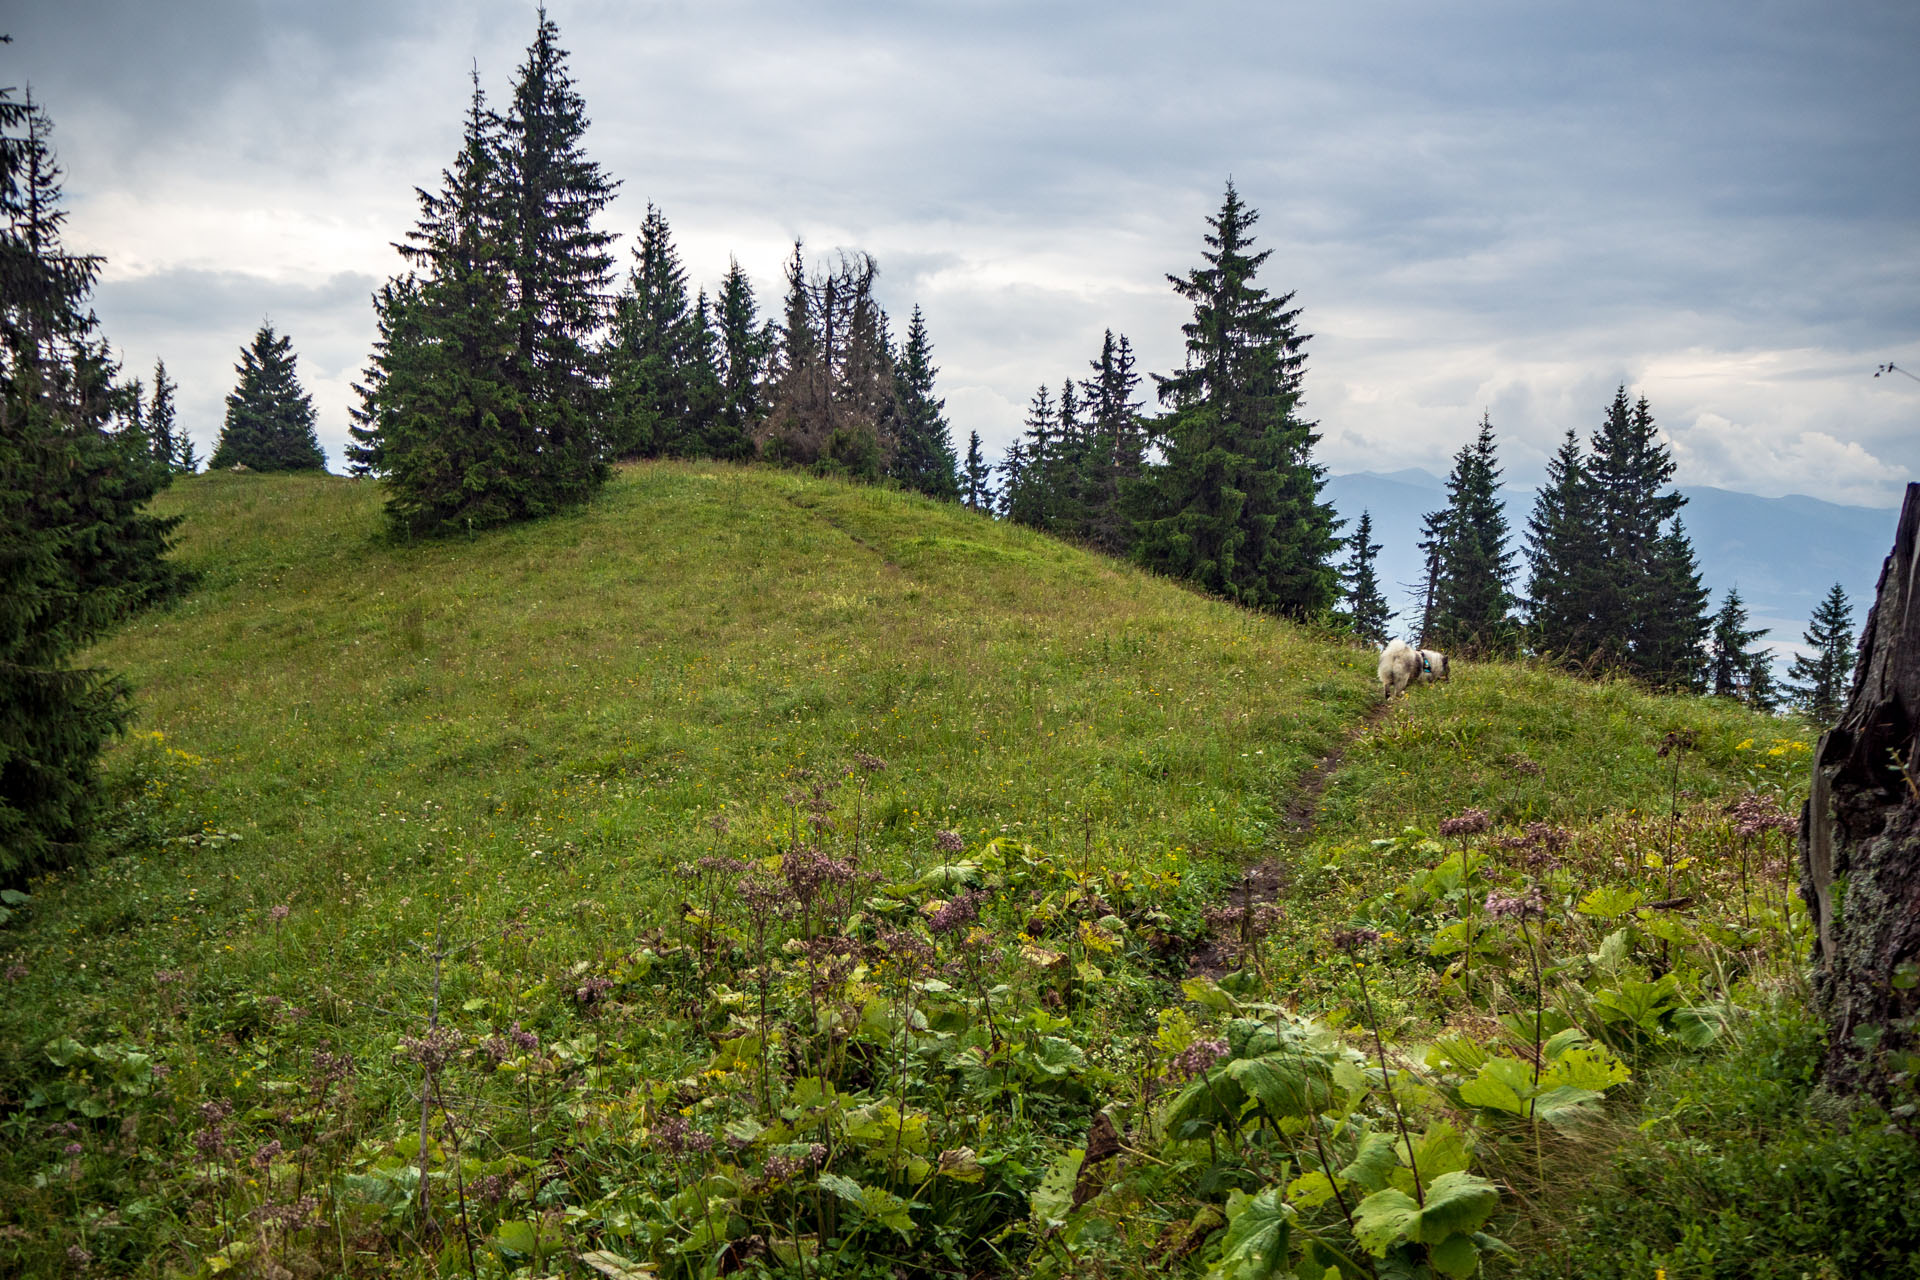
top-left (1359, 395), bottom-right (1859, 717)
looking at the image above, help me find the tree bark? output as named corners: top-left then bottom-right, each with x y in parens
top-left (1799, 481), bottom-right (1920, 1095)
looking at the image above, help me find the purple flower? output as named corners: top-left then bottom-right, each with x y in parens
top-left (1439, 809), bottom-right (1491, 838)
top-left (1484, 887), bottom-right (1546, 921)
top-left (1172, 1038), bottom-right (1229, 1079)
top-left (252, 1139), bottom-right (284, 1168)
top-left (1329, 926), bottom-right (1382, 952)
top-left (934, 829), bottom-right (965, 855)
top-left (929, 890), bottom-right (986, 937)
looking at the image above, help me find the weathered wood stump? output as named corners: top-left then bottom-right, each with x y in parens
top-left (1799, 481), bottom-right (1920, 1095)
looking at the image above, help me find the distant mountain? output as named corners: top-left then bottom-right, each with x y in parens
top-left (1323, 470), bottom-right (1899, 657)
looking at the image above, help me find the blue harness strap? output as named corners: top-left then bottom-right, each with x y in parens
top-left (1420, 654), bottom-right (1431, 675)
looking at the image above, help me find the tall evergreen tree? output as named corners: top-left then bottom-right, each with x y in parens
top-left (349, 78), bottom-right (529, 532)
top-left (1787, 583), bottom-right (1856, 723)
top-left (1079, 330), bottom-right (1144, 554)
top-left (1004, 384), bottom-right (1055, 528)
top-left (1586, 389), bottom-right (1701, 682)
top-left (962, 430), bottom-right (994, 512)
top-left (1709, 587), bottom-right (1769, 703)
top-left (1, 88), bottom-right (181, 875)
top-left (147, 358), bottom-right (177, 473)
top-left (1342, 509), bottom-right (1392, 646)
top-left (711, 257), bottom-right (766, 460)
top-left (1134, 181), bottom-right (1339, 617)
top-left (174, 427), bottom-right (199, 475)
top-left (210, 324), bottom-right (325, 471)
top-left (499, 6), bottom-right (616, 504)
top-left (1638, 518), bottom-right (1711, 693)
top-left (603, 203), bottom-right (709, 458)
top-left (1425, 413), bottom-right (1516, 655)
top-left (1414, 508), bottom-right (1445, 648)
top-left (1707, 587), bottom-right (1759, 698)
top-left (890, 305), bottom-right (959, 499)
top-left (1524, 429), bottom-right (1600, 661)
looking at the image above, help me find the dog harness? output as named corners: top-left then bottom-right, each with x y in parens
top-left (1420, 654), bottom-right (1432, 675)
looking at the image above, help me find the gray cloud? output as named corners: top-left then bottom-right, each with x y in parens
top-left (6, 0), bottom-right (1916, 501)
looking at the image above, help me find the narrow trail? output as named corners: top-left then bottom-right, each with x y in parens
top-left (1184, 694), bottom-right (1393, 978)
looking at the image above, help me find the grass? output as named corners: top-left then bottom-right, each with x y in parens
top-left (0, 461), bottom-right (1882, 1279)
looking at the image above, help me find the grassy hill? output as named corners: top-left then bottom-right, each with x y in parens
top-left (3, 464), bottom-right (1906, 1278)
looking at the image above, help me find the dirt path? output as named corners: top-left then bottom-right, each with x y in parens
top-left (1185, 695), bottom-right (1392, 977)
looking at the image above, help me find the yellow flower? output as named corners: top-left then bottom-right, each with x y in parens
top-left (1735, 738), bottom-right (1754, 751)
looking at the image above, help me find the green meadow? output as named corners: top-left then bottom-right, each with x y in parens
top-left (4, 465), bottom-right (1911, 1279)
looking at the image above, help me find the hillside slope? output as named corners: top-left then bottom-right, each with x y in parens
top-left (0, 463), bottom-right (1842, 1278)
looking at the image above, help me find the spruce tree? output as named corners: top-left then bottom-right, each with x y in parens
top-left (499, 6), bottom-right (616, 505)
top-left (890, 305), bottom-right (959, 499)
top-left (1135, 181), bottom-right (1339, 617)
top-left (1005, 385), bottom-right (1055, 529)
top-left (1, 89), bottom-right (181, 875)
top-left (603, 203), bottom-right (708, 459)
top-left (1425, 413), bottom-right (1516, 655)
top-left (711, 257), bottom-right (766, 460)
top-left (148, 358), bottom-right (177, 473)
top-left (209, 323), bottom-right (326, 471)
top-left (1524, 429), bottom-right (1600, 661)
top-left (1709, 587), bottom-right (1768, 701)
top-left (1787, 583), bottom-right (1855, 723)
top-left (1637, 518), bottom-right (1711, 693)
top-left (1079, 330), bottom-right (1144, 554)
top-left (995, 440), bottom-right (1028, 519)
top-left (350, 78), bottom-right (530, 532)
top-left (759, 245), bottom-right (902, 474)
top-left (1586, 389), bottom-right (1697, 681)
top-left (962, 430), bottom-right (994, 512)
top-left (1342, 509), bottom-right (1392, 646)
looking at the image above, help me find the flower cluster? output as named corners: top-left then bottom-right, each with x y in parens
top-left (1329, 926), bottom-right (1382, 952)
top-left (397, 1027), bottom-right (461, 1071)
top-left (1483, 887), bottom-right (1546, 921)
top-left (1439, 809), bottom-right (1491, 838)
top-left (928, 890), bottom-right (987, 937)
top-left (1727, 791), bottom-right (1798, 839)
top-left (762, 1143), bottom-right (827, 1183)
top-left (934, 829), bottom-right (966, 854)
top-left (653, 1113), bottom-right (716, 1157)
top-left (1171, 1038), bottom-right (1229, 1079)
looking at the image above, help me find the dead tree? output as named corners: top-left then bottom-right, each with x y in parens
top-left (1799, 480), bottom-right (1920, 1096)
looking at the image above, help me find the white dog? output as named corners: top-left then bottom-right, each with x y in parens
top-left (1377, 639), bottom-right (1450, 700)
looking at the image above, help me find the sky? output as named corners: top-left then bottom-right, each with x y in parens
top-left (6, 0), bottom-right (1918, 507)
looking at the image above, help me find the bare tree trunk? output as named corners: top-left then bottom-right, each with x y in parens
top-left (1799, 481), bottom-right (1920, 1096)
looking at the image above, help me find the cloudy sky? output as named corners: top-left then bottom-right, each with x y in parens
top-left (8, 0), bottom-right (1918, 505)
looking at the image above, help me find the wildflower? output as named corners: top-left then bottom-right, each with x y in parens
top-left (1656, 729), bottom-right (1696, 759)
top-left (252, 1139), bottom-right (284, 1168)
top-left (270, 904), bottom-right (290, 924)
top-left (1439, 809), bottom-right (1491, 838)
top-left (1483, 887), bottom-right (1546, 921)
top-left (928, 890), bottom-right (986, 937)
top-left (934, 829), bottom-right (966, 855)
top-left (1330, 926), bottom-right (1382, 952)
top-left (397, 1027), bottom-right (461, 1070)
top-left (2, 963), bottom-right (24, 983)
top-left (67, 1245), bottom-right (92, 1270)
top-left (853, 752), bottom-right (887, 773)
top-left (62, 1141), bottom-right (83, 1158)
top-left (1171, 1038), bottom-right (1229, 1079)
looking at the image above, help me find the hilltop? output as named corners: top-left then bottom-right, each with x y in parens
top-left (4, 464), bottom-right (1905, 1279)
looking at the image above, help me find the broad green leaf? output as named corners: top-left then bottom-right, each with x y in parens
top-left (1592, 975), bottom-right (1679, 1028)
top-left (0, 888), bottom-right (28, 905)
top-left (1401, 1121), bottom-right (1472, 1182)
top-left (817, 1172), bottom-right (918, 1237)
top-left (1541, 1027), bottom-right (1587, 1061)
top-left (1208, 1188), bottom-right (1293, 1280)
top-left (1426, 1037), bottom-right (1490, 1073)
top-left (1351, 1187), bottom-right (1420, 1255)
top-left (1339, 1131), bottom-right (1398, 1192)
top-left (1428, 1232), bottom-right (1481, 1279)
top-left (1457, 1057), bottom-right (1532, 1115)
top-left (1027, 1148), bottom-right (1084, 1228)
top-left (1529, 1085), bottom-right (1605, 1129)
top-left (1285, 1169), bottom-right (1338, 1209)
top-left (1671, 1005), bottom-right (1730, 1049)
top-left (1182, 976), bottom-right (1240, 1014)
top-left (1575, 886), bottom-right (1642, 918)
top-left (492, 1220), bottom-right (539, 1256)
top-left (1539, 1045), bottom-right (1629, 1094)
top-left (1227, 1052), bottom-right (1334, 1119)
top-left (1428, 919), bottom-right (1469, 958)
top-left (1409, 1171), bottom-right (1500, 1244)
